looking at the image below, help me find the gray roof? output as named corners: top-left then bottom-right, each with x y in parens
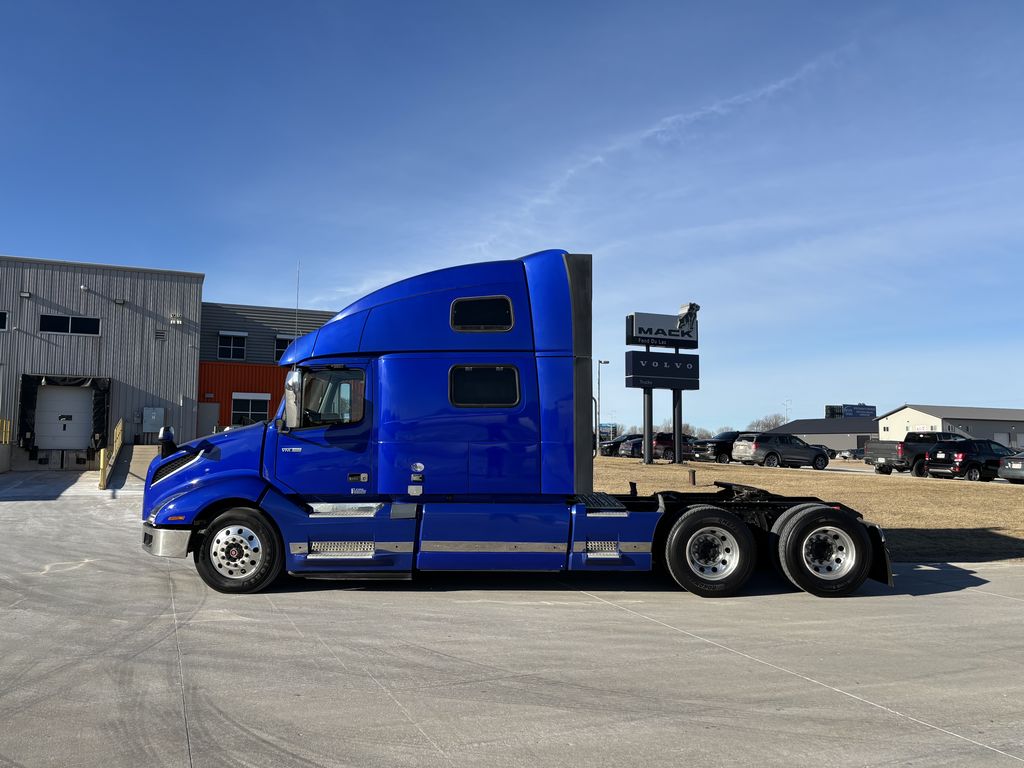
top-left (875, 404), bottom-right (1024, 422)
top-left (766, 417), bottom-right (878, 435)
top-left (1, 252), bottom-right (205, 279)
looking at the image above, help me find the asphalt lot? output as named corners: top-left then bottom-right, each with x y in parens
top-left (2, 472), bottom-right (1023, 767)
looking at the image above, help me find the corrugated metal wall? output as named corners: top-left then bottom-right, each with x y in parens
top-left (199, 303), bottom-right (335, 364)
top-left (0, 255), bottom-right (204, 459)
top-left (198, 361), bottom-right (288, 427)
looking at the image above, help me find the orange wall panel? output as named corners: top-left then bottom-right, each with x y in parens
top-left (198, 361), bottom-right (287, 427)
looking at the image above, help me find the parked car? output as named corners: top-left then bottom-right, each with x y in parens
top-left (811, 444), bottom-right (838, 459)
top-left (599, 433), bottom-right (641, 456)
top-left (925, 439), bottom-right (1016, 481)
top-left (732, 433), bottom-right (830, 470)
top-left (693, 431), bottom-right (741, 463)
top-left (839, 448), bottom-right (864, 460)
top-left (863, 431), bottom-right (965, 476)
top-left (998, 451), bottom-right (1024, 484)
top-left (651, 432), bottom-right (696, 461)
top-left (618, 437), bottom-right (644, 458)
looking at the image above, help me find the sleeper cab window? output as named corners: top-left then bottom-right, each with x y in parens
top-left (450, 365), bottom-right (520, 408)
top-left (301, 369), bottom-right (365, 427)
top-left (450, 296), bottom-right (513, 332)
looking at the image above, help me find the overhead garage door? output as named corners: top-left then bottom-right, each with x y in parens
top-left (35, 386), bottom-right (94, 450)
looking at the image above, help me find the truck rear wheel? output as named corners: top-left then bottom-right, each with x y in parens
top-left (777, 507), bottom-right (872, 597)
top-left (194, 508), bottom-right (283, 594)
top-left (768, 503), bottom-right (827, 577)
top-left (911, 459), bottom-right (927, 478)
top-left (664, 505), bottom-right (755, 597)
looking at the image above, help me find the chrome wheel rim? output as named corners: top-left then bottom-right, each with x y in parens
top-left (210, 525), bottom-right (263, 579)
top-left (686, 526), bottom-right (740, 581)
top-left (801, 526), bottom-right (855, 581)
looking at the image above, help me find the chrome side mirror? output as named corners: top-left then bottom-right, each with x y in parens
top-left (283, 369), bottom-right (303, 430)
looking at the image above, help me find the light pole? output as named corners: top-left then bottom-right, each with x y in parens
top-left (597, 360), bottom-right (609, 444)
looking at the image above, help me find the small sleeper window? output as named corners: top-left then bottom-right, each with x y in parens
top-left (451, 296), bottom-right (513, 331)
top-left (0, 311), bottom-right (7, 331)
top-left (450, 366), bottom-right (519, 407)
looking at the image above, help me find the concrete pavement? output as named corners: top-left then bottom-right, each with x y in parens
top-left (1, 472), bottom-right (1022, 767)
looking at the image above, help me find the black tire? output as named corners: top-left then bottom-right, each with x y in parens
top-left (716, 452), bottom-right (730, 464)
top-left (874, 465), bottom-right (893, 475)
top-left (911, 459), bottom-right (927, 478)
top-left (763, 453), bottom-right (781, 468)
top-left (742, 461), bottom-right (754, 466)
top-left (964, 465), bottom-right (982, 482)
top-left (663, 449), bottom-right (674, 462)
top-left (1008, 479), bottom-right (1024, 485)
top-left (778, 507), bottom-right (872, 597)
top-left (194, 508), bottom-right (283, 594)
top-left (812, 455), bottom-right (828, 471)
top-left (664, 505), bottom-right (756, 597)
top-left (768, 503), bottom-right (829, 578)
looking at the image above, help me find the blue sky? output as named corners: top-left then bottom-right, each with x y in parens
top-left (2, 1), bottom-right (1023, 429)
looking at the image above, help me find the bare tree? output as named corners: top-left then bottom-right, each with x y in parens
top-left (716, 425), bottom-right (735, 435)
top-left (747, 413), bottom-right (787, 432)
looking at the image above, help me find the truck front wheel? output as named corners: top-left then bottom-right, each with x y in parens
top-left (664, 505), bottom-right (756, 597)
top-left (194, 508), bottom-right (283, 594)
top-left (777, 507), bottom-right (872, 597)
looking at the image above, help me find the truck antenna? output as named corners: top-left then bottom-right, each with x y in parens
top-left (295, 257), bottom-right (300, 337)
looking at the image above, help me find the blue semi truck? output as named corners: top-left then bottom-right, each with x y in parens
top-left (142, 249), bottom-right (891, 597)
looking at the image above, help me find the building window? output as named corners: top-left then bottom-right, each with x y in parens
top-left (0, 311), bottom-right (7, 331)
top-left (218, 331), bottom-right (247, 360)
top-left (450, 365), bottom-right (520, 407)
top-left (231, 393), bottom-right (270, 425)
top-left (275, 335), bottom-right (294, 362)
top-left (451, 296), bottom-right (514, 331)
top-left (39, 314), bottom-right (100, 335)
top-left (882, 426), bottom-right (889, 432)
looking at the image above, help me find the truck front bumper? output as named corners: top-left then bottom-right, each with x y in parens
top-left (142, 523), bottom-right (191, 558)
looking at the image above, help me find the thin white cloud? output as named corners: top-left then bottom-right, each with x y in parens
top-left (471, 45), bottom-right (852, 256)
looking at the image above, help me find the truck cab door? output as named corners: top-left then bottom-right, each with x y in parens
top-left (274, 364), bottom-right (375, 498)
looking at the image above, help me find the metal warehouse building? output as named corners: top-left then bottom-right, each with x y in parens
top-left (0, 254), bottom-right (202, 471)
top-left (766, 417), bottom-right (878, 452)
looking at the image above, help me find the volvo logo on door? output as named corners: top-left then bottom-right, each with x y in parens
top-left (626, 312), bottom-right (698, 349)
top-left (625, 351), bottom-right (699, 390)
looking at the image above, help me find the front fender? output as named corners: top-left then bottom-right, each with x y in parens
top-left (151, 472), bottom-right (269, 526)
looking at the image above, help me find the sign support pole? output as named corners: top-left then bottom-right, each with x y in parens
top-left (672, 394), bottom-right (682, 464)
top-left (643, 388), bottom-right (653, 465)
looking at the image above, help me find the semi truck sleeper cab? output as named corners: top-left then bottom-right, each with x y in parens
top-left (142, 249), bottom-right (891, 598)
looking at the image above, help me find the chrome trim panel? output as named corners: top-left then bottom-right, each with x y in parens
top-left (142, 523), bottom-right (191, 558)
top-left (420, 541), bottom-right (565, 553)
top-left (390, 503), bottom-right (418, 520)
top-left (289, 542), bottom-right (309, 555)
top-left (309, 503), bottom-right (383, 518)
top-left (586, 510), bottom-right (629, 517)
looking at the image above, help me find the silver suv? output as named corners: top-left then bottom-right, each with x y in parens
top-left (731, 433), bottom-right (829, 470)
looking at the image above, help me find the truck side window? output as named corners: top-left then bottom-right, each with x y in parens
top-left (301, 369), bottom-right (365, 427)
top-left (450, 366), bottom-right (519, 407)
top-left (451, 296), bottom-right (513, 331)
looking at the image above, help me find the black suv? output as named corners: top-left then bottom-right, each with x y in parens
top-left (925, 439), bottom-right (1016, 481)
top-left (599, 433), bottom-right (641, 457)
top-left (693, 431), bottom-right (740, 463)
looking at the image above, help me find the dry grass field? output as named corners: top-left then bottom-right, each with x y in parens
top-left (594, 456), bottom-right (1024, 562)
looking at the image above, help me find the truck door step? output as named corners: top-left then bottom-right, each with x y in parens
top-left (575, 492), bottom-right (628, 516)
top-left (307, 541), bottom-right (377, 560)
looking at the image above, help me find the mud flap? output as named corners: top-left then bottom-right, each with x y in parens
top-left (865, 523), bottom-right (894, 587)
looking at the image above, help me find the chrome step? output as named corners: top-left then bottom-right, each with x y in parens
top-left (308, 541), bottom-right (375, 560)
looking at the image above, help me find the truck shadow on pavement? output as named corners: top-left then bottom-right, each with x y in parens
top-left (883, 527), bottom-right (1024, 564)
top-left (268, 561), bottom-right (992, 599)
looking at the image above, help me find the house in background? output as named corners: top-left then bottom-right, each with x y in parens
top-left (876, 404), bottom-right (1024, 448)
top-left (197, 303), bottom-right (335, 435)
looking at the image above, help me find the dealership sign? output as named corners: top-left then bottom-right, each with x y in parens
top-left (626, 312), bottom-right (698, 349)
top-left (625, 351), bottom-right (699, 390)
